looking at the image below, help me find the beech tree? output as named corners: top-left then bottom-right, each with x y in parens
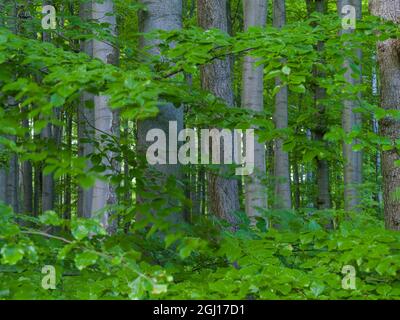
top-left (136, 0), bottom-right (184, 224)
top-left (242, 0), bottom-right (268, 222)
top-left (77, 0), bottom-right (120, 233)
top-left (273, 0), bottom-right (291, 209)
top-left (370, 0), bottom-right (400, 230)
top-left (339, 0), bottom-right (363, 212)
top-left (197, 0), bottom-right (240, 226)
top-left (1, 0), bottom-right (400, 300)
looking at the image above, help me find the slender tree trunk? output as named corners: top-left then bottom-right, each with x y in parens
top-left (64, 113), bottom-right (72, 221)
top-left (41, 123), bottom-right (54, 212)
top-left (77, 1), bottom-right (95, 218)
top-left (199, 166), bottom-right (206, 216)
top-left (242, 0), bottom-right (267, 223)
top-left (22, 118), bottom-right (33, 213)
top-left (1, 1), bottom-right (19, 213)
top-left (0, 1), bottom-right (9, 206)
top-left (137, 0), bottom-right (184, 223)
top-left (41, 0), bottom-right (54, 213)
top-left (273, 0), bottom-right (291, 210)
top-left (370, 0), bottom-right (400, 230)
top-left (293, 153), bottom-right (301, 209)
top-left (372, 55), bottom-right (383, 205)
top-left (339, 0), bottom-right (363, 211)
top-left (33, 149), bottom-right (41, 216)
top-left (122, 120), bottom-right (131, 206)
top-left (197, 0), bottom-right (240, 226)
top-left (310, 0), bottom-right (331, 209)
top-left (91, 0), bottom-right (120, 233)
top-left (353, 0), bottom-right (363, 191)
top-left (0, 158), bottom-right (6, 203)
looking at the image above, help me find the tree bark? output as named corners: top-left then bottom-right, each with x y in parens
top-left (1, 1), bottom-right (19, 213)
top-left (64, 113), bottom-right (72, 221)
top-left (310, 0), bottom-right (332, 209)
top-left (273, 0), bottom-right (291, 210)
top-left (41, 0), bottom-right (54, 213)
top-left (77, 1), bottom-right (95, 218)
top-left (0, 3), bottom-right (6, 207)
top-left (370, 0), bottom-right (400, 230)
top-left (197, 0), bottom-right (240, 226)
top-left (41, 123), bottom-right (54, 212)
top-left (137, 0), bottom-right (184, 224)
top-left (22, 118), bottom-right (33, 213)
top-left (91, 0), bottom-right (120, 233)
top-left (242, 0), bottom-right (267, 223)
top-left (339, 0), bottom-right (363, 211)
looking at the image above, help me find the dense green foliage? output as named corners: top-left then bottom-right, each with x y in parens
top-left (2, 204), bottom-right (400, 299)
top-left (1, 0), bottom-right (400, 300)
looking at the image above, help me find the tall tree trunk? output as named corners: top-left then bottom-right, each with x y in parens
top-left (197, 0), bottom-right (240, 226)
top-left (1, 1), bottom-right (19, 213)
top-left (372, 55), bottom-right (383, 205)
top-left (91, 0), bottom-right (120, 233)
top-left (41, 0), bottom-right (54, 213)
top-left (311, 0), bottom-right (331, 209)
top-left (339, 0), bottom-right (363, 211)
top-left (273, 0), bottom-right (291, 210)
top-left (33, 149), bottom-right (41, 216)
top-left (242, 0), bottom-right (267, 223)
top-left (22, 118), bottom-right (33, 213)
top-left (353, 0), bottom-right (363, 194)
top-left (137, 0), bottom-right (184, 223)
top-left (370, 0), bottom-right (400, 230)
top-left (77, 1), bottom-right (95, 218)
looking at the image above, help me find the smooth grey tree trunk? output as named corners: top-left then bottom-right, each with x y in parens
top-left (338, 0), bottom-right (363, 211)
top-left (137, 0), bottom-right (184, 223)
top-left (78, 1), bottom-right (95, 218)
top-left (197, 0), bottom-right (240, 226)
top-left (273, 0), bottom-right (291, 210)
top-left (77, 1), bottom-right (120, 234)
top-left (311, 0), bottom-right (331, 209)
top-left (91, 0), bottom-right (120, 233)
top-left (242, 0), bottom-right (267, 223)
top-left (370, 0), bottom-right (400, 230)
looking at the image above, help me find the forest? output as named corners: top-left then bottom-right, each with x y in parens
top-left (0, 0), bottom-right (400, 300)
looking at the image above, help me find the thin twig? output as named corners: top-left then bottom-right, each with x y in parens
top-left (21, 230), bottom-right (73, 244)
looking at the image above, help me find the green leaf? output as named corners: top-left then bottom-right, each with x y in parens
top-left (165, 233), bottom-right (181, 249)
top-left (74, 252), bottom-right (98, 270)
top-left (39, 211), bottom-right (63, 226)
top-left (282, 65), bottom-right (291, 75)
top-left (152, 284), bottom-right (168, 295)
top-left (1, 244), bottom-right (24, 265)
top-left (290, 84), bottom-right (306, 93)
top-left (71, 223), bottom-right (89, 241)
